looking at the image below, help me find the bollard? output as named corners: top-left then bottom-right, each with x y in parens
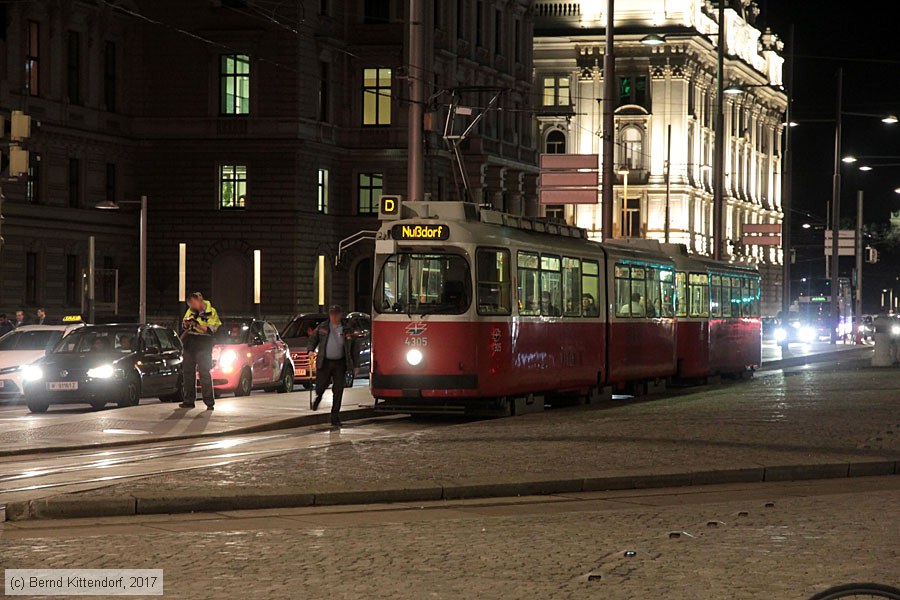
top-left (871, 316), bottom-right (895, 367)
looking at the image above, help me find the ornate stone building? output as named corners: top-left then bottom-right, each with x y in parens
top-left (533, 0), bottom-right (787, 314)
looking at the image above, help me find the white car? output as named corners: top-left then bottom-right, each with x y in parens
top-left (0, 324), bottom-right (84, 401)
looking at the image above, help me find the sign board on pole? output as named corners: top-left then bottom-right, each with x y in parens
top-left (742, 234), bottom-right (781, 246)
top-left (743, 223), bottom-right (782, 235)
top-left (539, 154), bottom-right (599, 205)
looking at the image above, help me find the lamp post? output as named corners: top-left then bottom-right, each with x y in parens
top-left (96, 195), bottom-right (147, 323)
top-left (601, 0), bottom-right (616, 241)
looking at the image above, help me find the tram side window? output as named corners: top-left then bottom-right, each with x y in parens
top-left (562, 257), bottom-right (582, 316)
top-left (731, 277), bottom-right (742, 317)
top-left (645, 268), bottom-right (661, 318)
top-left (582, 260), bottom-right (600, 317)
top-left (675, 272), bottom-right (687, 317)
top-left (689, 273), bottom-right (710, 317)
top-left (615, 265), bottom-right (631, 317)
top-left (740, 278), bottom-right (751, 317)
top-left (659, 268), bottom-right (675, 317)
top-left (476, 248), bottom-right (511, 315)
top-left (517, 251), bottom-right (540, 315)
top-left (749, 277), bottom-right (761, 317)
top-left (541, 255), bottom-right (562, 316)
top-left (616, 264), bottom-right (647, 317)
top-left (710, 275), bottom-right (722, 318)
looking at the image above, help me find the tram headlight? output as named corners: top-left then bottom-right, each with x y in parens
top-left (406, 348), bottom-right (423, 366)
top-left (774, 327), bottom-right (788, 343)
top-left (798, 326), bottom-right (816, 343)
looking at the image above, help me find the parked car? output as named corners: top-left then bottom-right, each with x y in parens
top-left (210, 319), bottom-right (294, 396)
top-left (0, 323), bottom-right (85, 402)
top-left (22, 324), bottom-right (184, 413)
top-left (280, 312), bottom-right (371, 389)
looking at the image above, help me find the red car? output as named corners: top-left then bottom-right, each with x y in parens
top-left (208, 320), bottom-right (294, 396)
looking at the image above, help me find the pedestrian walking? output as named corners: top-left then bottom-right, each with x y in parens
top-left (178, 292), bottom-right (222, 411)
top-left (0, 314), bottom-right (14, 337)
top-left (307, 305), bottom-right (360, 428)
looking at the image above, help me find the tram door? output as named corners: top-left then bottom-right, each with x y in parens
top-left (354, 257), bottom-right (373, 313)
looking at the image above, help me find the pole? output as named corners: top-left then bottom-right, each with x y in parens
top-left (407, 0), bottom-right (425, 202)
top-left (664, 123), bottom-right (672, 243)
top-left (854, 190), bottom-right (863, 343)
top-left (601, 0), bottom-right (615, 240)
top-left (830, 68), bottom-right (843, 343)
top-left (139, 195), bottom-right (147, 324)
top-left (178, 243), bottom-right (187, 304)
top-left (254, 249), bottom-right (262, 318)
top-left (88, 236), bottom-right (95, 324)
top-left (712, 0), bottom-right (726, 260)
top-left (317, 254), bottom-right (326, 312)
top-left (781, 24), bottom-right (794, 317)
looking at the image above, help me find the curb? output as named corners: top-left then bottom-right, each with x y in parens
top-left (0, 407), bottom-right (377, 458)
top-left (6, 459), bottom-right (897, 522)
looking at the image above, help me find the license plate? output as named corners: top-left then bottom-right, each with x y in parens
top-left (48, 382), bottom-right (78, 391)
top-left (298, 369), bottom-right (307, 376)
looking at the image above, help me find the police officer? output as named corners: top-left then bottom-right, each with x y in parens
top-left (179, 292), bottom-right (222, 411)
top-left (308, 305), bottom-right (359, 428)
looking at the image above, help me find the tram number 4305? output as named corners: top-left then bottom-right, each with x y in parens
top-left (404, 337), bottom-right (428, 347)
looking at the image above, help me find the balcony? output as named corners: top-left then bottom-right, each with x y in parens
top-left (535, 1), bottom-right (584, 32)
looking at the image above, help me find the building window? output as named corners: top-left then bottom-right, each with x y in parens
top-left (104, 41), bottom-right (117, 111)
top-left (357, 173), bottom-right (383, 215)
top-left (317, 168), bottom-right (329, 214)
top-left (364, 0), bottom-right (390, 24)
top-left (25, 21), bottom-right (40, 96)
top-left (220, 54), bottom-right (250, 115)
top-left (514, 19), bottom-right (521, 62)
top-left (66, 255), bottom-right (79, 307)
top-left (545, 130), bottom-right (566, 154)
top-left (434, 0), bottom-right (442, 29)
top-left (318, 61), bottom-right (330, 122)
top-left (475, 1), bottom-right (484, 47)
top-left (219, 165), bottom-right (247, 209)
top-left (542, 76), bottom-right (570, 107)
top-left (67, 31), bottom-right (81, 104)
top-left (68, 158), bottom-right (80, 208)
top-left (25, 252), bottom-right (38, 305)
top-left (363, 68), bottom-right (392, 126)
top-left (618, 76), bottom-right (648, 107)
top-left (619, 126), bottom-right (644, 170)
top-left (544, 206), bottom-right (564, 221)
top-left (106, 164), bottom-right (116, 203)
top-left (319, 0), bottom-right (329, 16)
top-left (493, 9), bottom-right (503, 55)
top-left (26, 153), bottom-right (41, 204)
top-left (620, 197), bottom-right (642, 238)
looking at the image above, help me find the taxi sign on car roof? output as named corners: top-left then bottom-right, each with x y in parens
top-left (62, 315), bottom-right (83, 323)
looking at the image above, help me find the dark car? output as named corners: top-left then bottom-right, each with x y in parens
top-left (22, 324), bottom-right (184, 413)
top-left (280, 312), bottom-right (371, 389)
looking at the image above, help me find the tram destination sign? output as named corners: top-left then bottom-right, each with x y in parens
top-left (392, 224), bottom-right (451, 241)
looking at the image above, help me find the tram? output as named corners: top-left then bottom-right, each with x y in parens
top-left (370, 200), bottom-right (761, 415)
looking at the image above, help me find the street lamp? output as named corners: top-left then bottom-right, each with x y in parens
top-left (640, 34), bottom-right (666, 46)
top-left (95, 195), bottom-right (148, 324)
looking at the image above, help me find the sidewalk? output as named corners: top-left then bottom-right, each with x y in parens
top-left (7, 352), bottom-right (897, 521)
top-left (0, 386), bottom-right (374, 457)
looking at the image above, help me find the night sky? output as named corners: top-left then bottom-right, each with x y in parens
top-left (760, 1), bottom-right (900, 303)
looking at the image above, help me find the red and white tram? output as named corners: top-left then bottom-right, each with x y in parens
top-left (370, 200), bottom-right (761, 415)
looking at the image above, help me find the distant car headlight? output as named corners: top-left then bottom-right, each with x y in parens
top-left (791, 321), bottom-right (801, 329)
top-left (21, 365), bottom-right (43, 382)
top-left (859, 325), bottom-right (868, 333)
top-left (799, 326), bottom-right (816, 343)
top-left (406, 348), bottom-right (423, 366)
top-left (87, 364), bottom-right (115, 379)
top-left (219, 350), bottom-right (238, 373)
top-left (774, 328), bottom-right (788, 342)
top-left (891, 325), bottom-right (900, 337)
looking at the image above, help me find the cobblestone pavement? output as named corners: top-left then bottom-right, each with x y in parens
top-left (60, 357), bottom-right (900, 501)
top-left (1, 477), bottom-right (898, 599)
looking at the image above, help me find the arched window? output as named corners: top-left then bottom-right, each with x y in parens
top-left (619, 126), bottom-right (644, 170)
top-left (545, 130), bottom-right (566, 154)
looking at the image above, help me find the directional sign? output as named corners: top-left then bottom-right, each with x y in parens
top-left (539, 154), bottom-right (599, 205)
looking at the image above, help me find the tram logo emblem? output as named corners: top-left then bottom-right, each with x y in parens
top-left (405, 322), bottom-right (428, 336)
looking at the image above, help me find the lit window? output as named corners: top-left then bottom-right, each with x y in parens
top-left (363, 68), bottom-right (392, 126)
top-left (358, 173), bottom-right (383, 215)
top-left (620, 197), bottom-right (642, 238)
top-left (619, 126), bottom-right (644, 170)
top-left (220, 54), bottom-right (250, 115)
top-left (317, 168), bottom-right (329, 214)
top-left (542, 76), bottom-right (570, 107)
top-left (219, 165), bottom-right (247, 209)
top-left (26, 21), bottom-right (40, 96)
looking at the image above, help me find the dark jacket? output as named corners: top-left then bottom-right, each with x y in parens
top-left (307, 320), bottom-right (359, 370)
top-left (0, 321), bottom-right (14, 337)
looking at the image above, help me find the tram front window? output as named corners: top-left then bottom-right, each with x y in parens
top-left (376, 253), bottom-right (471, 315)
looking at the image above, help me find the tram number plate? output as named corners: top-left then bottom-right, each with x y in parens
top-left (404, 337), bottom-right (428, 347)
top-left (48, 381), bottom-right (78, 391)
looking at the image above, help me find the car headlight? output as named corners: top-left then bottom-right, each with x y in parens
top-left (406, 348), bottom-right (423, 366)
top-left (219, 350), bottom-right (238, 373)
top-left (799, 326), bottom-right (816, 343)
top-left (87, 364), bottom-right (116, 379)
top-left (791, 321), bottom-right (801, 329)
top-left (774, 328), bottom-right (787, 342)
top-left (21, 365), bottom-right (43, 382)
top-left (891, 325), bottom-right (900, 337)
